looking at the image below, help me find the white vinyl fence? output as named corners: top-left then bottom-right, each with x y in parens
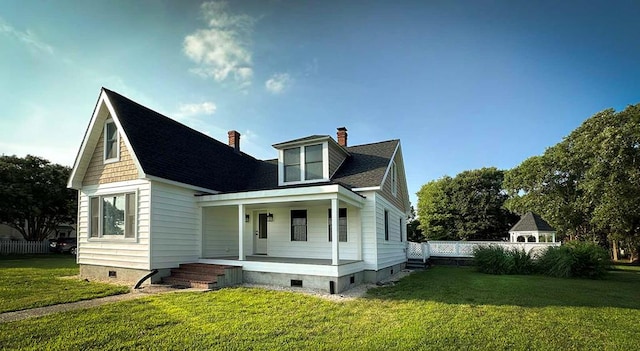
top-left (407, 241), bottom-right (561, 262)
top-left (0, 240), bottom-right (50, 255)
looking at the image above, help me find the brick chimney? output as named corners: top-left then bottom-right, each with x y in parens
top-left (337, 127), bottom-right (348, 147)
top-left (228, 130), bottom-right (240, 152)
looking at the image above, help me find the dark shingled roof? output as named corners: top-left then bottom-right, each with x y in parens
top-left (272, 135), bottom-right (329, 147)
top-left (332, 140), bottom-right (399, 189)
top-left (103, 88), bottom-right (397, 193)
top-left (104, 88), bottom-right (260, 192)
top-left (510, 212), bottom-right (556, 232)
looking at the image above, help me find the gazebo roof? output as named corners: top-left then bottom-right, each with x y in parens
top-left (510, 212), bottom-right (555, 232)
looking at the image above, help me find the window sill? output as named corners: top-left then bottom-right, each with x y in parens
top-left (103, 157), bottom-right (120, 164)
top-left (88, 237), bottom-right (138, 243)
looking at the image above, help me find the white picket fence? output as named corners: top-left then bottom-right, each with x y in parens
top-left (407, 241), bottom-right (561, 262)
top-left (0, 240), bottom-right (51, 254)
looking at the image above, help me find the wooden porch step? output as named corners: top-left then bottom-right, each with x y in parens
top-left (163, 276), bottom-right (216, 289)
top-left (163, 263), bottom-right (243, 290)
top-left (178, 263), bottom-right (232, 274)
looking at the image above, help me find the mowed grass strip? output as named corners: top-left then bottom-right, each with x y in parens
top-left (1, 266), bottom-right (638, 350)
top-left (0, 255), bottom-right (129, 313)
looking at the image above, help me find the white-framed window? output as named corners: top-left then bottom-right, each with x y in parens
top-left (391, 161), bottom-right (398, 196)
top-left (305, 144), bottom-right (323, 180)
top-left (89, 192), bottom-right (136, 239)
top-left (284, 147), bottom-right (301, 182)
top-left (328, 208), bottom-right (347, 242)
top-left (281, 143), bottom-right (326, 184)
top-left (104, 120), bottom-right (120, 162)
top-left (291, 209), bottom-right (307, 241)
top-left (384, 209), bottom-right (389, 241)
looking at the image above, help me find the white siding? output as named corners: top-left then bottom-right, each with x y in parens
top-left (262, 204), bottom-right (360, 260)
top-left (202, 206), bottom-right (239, 257)
top-left (77, 180), bottom-right (151, 270)
top-left (149, 181), bottom-right (200, 269)
top-left (375, 193), bottom-right (407, 270)
top-left (359, 191), bottom-right (378, 270)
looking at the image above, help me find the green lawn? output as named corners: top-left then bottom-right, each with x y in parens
top-left (1, 266), bottom-right (638, 350)
top-left (0, 255), bottom-right (129, 313)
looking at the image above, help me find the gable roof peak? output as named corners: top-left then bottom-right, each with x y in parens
top-left (510, 212), bottom-right (555, 232)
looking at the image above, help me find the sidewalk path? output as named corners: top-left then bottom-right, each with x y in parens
top-left (0, 285), bottom-right (204, 324)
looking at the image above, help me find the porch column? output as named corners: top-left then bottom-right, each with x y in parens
top-left (331, 198), bottom-right (339, 265)
top-left (238, 204), bottom-right (245, 260)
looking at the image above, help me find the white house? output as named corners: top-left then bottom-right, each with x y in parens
top-left (67, 88), bottom-right (410, 293)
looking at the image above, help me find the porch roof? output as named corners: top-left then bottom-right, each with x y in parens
top-left (196, 183), bottom-right (366, 208)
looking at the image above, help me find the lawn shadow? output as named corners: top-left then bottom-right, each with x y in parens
top-left (363, 266), bottom-right (640, 310)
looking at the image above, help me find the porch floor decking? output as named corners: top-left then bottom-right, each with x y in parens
top-left (201, 255), bottom-right (361, 266)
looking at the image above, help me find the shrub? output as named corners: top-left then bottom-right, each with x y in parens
top-left (473, 246), bottom-right (512, 274)
top-left (537, 241), bottom-right (610, 279)
top-left (473, 245), bottom-right (534, 275)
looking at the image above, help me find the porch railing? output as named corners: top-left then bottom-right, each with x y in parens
top-left (0, 240), bottom-right (51, 255)
top-left (407, 241), bottom-right (561, 262)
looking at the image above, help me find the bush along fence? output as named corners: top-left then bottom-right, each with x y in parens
top-left (0, 240), bottom-right (50, 255)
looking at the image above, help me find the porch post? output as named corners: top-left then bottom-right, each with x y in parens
top-left (238, 204), bottom-right (245, 261)
top-left (331, 198), bottom-right (339, 265)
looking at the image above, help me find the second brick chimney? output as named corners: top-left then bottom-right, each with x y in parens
top-left (337, 127), bottom-right (348, 147)
top-left (228, 130), bottom-right (240, 152)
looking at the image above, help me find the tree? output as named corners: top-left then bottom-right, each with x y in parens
top-left (406, 206), bottom-right (424, 242)
top-left (417, 167), bottom-right (518, 241)
top-left (0, 155), bottom-right (77, 241)
top-left (504, 104), bottom-right (640, 262)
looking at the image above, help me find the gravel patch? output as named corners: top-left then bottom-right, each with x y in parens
top-left (241, 269), bottom-right (415, 302)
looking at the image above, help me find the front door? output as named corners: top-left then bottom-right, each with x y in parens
top-left (254, 213), bottom-right (268, 254)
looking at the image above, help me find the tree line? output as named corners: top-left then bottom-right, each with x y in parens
top-left (414, 104), bottom-right (640, 262)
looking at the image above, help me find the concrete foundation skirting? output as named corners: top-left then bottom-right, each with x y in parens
top-left (80, 265), bottom-right (171, 286)
top-left (363, 262), bottom-right (406, 283)
top-left (243, 270), bottom-right (364, 294)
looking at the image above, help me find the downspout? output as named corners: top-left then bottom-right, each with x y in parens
top-left (134, 269), bottom-right (158, 289)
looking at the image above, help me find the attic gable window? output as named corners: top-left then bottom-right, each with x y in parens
top-left (104, 120), bottom-right (119, 162)
top-left (391, 161), bottom-right (398, 196)
top-left (305, 144), bottom-right (323, 180)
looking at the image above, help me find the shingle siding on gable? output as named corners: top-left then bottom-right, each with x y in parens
top-left (328, 143), bottom-right (347, 177)
top-left (377, 152), bottom-right (408, 213)
top-left (82, 129), bottom-right (137, 185)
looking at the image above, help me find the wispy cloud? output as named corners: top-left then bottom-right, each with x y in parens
top-left (183, 1), bottom-right (255, 90)
top-left (174, 102), bottom-right (217, 119)
top-left (265, 73), bottom-right (293, 94)
top-left (0, 17), bottom-right (54, 55)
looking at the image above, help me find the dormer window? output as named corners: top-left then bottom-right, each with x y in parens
top-left (305, 144), bottom-right (323, 180)
top-left (284, 147), bottom-right (301, 182)
top-left (104, 120), bottom-right (119, 162)
top-left (279, 142), bottom-right (329, 185)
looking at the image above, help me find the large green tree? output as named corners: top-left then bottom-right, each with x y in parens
top-left (417, 167), bottom-right (518, 241)
top-left (0, 155), bottom-right (77, 241)
top-left (504, 104), bottom-right (640, 261)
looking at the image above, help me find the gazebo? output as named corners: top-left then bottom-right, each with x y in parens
top-left (509, 212), bottom-right (556, 243)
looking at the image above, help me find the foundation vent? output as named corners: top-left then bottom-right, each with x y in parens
top-left (291, 279), bottom-right (303, 287)
top-left (108, 271), bottom-right (117, 278)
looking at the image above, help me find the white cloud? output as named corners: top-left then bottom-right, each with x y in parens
top-left (265, 73), bottom-right (293, 94)
top-left (175, 102), bottom-right (217, 119)
top-left (0, 17), bottom-right (54, 55)
top-left (184, 1), bottom-right (254, 90)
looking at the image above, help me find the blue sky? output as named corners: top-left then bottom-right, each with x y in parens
top-left (1, 0), bottom-right (639, 206)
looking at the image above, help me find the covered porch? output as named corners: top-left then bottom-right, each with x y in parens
top-left (196, 184), bottom-right (366, 273)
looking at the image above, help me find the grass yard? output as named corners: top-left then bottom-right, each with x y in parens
top-left (0, 255), bottom-right (129, 313)
top-left (1, 266), bottom-right (638, 350)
